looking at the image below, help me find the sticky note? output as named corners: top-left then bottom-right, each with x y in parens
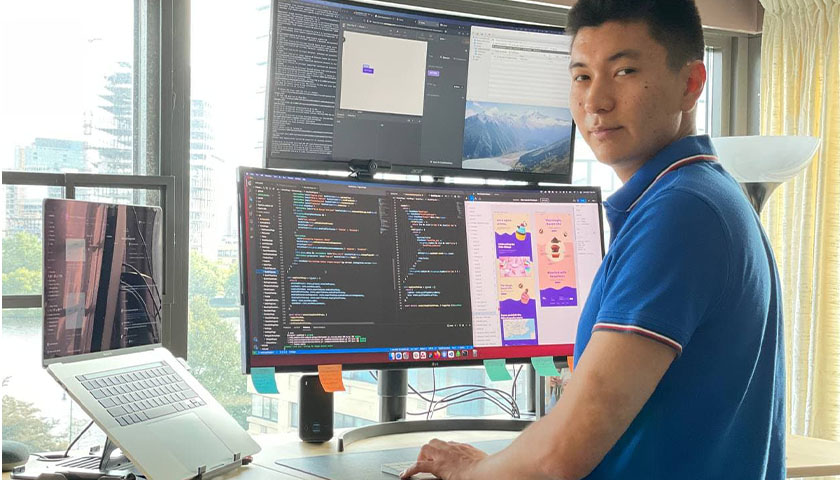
top-left (251, 367), bottom-right (279, 394)
top-left (318, 364), bottom-right (345, 392)
top-left (531, 356), bottom-right (561, 377)
top-left (483, 359), bottom-right (512, 381)
top-left (567, 356), bottom-right (575, 373)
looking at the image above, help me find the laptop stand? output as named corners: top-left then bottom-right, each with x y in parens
top-left (11, 434), bottom-right (244, 480)
top-left (10, 436), bottom-right (135, 480)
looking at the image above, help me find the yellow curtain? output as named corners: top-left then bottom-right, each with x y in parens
top-left (759, 0), bottom-right (840, 442)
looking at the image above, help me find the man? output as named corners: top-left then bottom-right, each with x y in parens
top-left (401, 0), bottom-right (784, 478)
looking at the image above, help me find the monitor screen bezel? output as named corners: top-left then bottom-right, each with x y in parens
top-left (263, 0), bottom-right (576, 184)
top-left (238, 166), bottom-right (605, 373)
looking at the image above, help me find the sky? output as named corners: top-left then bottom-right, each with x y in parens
top-left (0, 1), bottom-right (270, 172)
top-left (0, 1), bottom-right (133, 169)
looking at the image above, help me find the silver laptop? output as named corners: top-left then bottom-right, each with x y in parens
top-left (41, 198), bottom-right (260, 480)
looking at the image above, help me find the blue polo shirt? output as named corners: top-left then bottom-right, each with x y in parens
top-left (574, 135), bottom-right (785, 479)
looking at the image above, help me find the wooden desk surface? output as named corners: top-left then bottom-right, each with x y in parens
top-left (5, 434), bottom-right (839, 479)
top-left (786, 434), bottom-right (840, 478)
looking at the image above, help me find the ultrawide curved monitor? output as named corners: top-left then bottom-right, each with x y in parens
top-left (264, 0), bottom-right (575, 183)
top-left (238, 167), bottom-right (604, 372)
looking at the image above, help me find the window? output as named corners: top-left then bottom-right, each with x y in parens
top-left (251, 395), bottom-right (279, 422)
top-left (3, 186), bottom-right (64, 296)
top-left (1, 0), bottom-right (183, 454)
top-left (185, 2), bottom-right (267, 431)
top-left (1, 1), bottom-right (160, 453)
top-left (290, 402), bottom-right (299, 428)
top-left (2, 307), bottom-right (102, 452)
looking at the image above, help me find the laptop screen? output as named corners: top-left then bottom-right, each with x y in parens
top-left (43, 199), bottom-right (164, 362)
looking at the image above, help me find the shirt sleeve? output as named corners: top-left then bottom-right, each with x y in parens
top-left (595, 189), bottom-right (732, 355)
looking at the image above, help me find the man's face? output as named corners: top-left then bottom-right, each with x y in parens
top-left (569, 21), bottom-right (692, 179)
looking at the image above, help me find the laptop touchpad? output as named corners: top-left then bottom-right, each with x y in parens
top-left (151, 413), bottom-right (234, 471)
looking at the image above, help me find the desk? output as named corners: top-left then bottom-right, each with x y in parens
top-left (6, 434), bottom-right (840, 479)
top-left (786, 435), bottom-right (840, 478)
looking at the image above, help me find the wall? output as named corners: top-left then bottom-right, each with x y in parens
top-left (538, 0), bottom-right (764, 34)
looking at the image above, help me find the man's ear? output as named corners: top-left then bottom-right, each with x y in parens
top-left (681, 60), bottom-right (707, 112)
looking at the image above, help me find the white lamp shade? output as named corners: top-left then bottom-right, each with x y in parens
top-left (711, 135), bottom-right (820, 183)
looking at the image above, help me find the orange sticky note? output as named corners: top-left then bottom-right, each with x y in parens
top-left (317, 364), bottom-right (345, 392)
top-left (567, 356), bottom-right (574, 374)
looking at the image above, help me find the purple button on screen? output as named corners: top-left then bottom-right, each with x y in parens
top-left (362, 64), bottom-right (374, 74)
top-left (427, 69), bottom-right (440, 77)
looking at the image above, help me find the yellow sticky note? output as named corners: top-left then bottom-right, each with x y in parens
top-left (317, 364), bottom-right (345, 392)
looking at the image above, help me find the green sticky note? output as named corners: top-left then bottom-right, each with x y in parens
top-left (483, 359), bottom-right (512, 381)
top-left (531, 356), bottom-right (561, 377)
top-left (251, 367), bottom-right (279, 394)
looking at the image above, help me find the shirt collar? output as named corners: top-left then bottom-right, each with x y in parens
top-left (604, 135), bottom-right (718, 214)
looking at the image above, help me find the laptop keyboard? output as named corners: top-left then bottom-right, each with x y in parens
top-left (76, 361), bottom-right (205, 426)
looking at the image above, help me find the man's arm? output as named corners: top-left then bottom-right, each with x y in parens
top-left (401, 330), bottom-right (676, 480)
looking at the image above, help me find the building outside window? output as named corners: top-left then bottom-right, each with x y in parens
top-left (251, 395), bottom-right (279, 422)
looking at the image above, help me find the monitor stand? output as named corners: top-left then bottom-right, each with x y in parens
top-left (337, 369), bottom-right (544, 451)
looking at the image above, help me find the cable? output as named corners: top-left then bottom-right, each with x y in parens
top-left (130, 206), bottom-right (162, 304)
top-left (63, 420), bottom-right (95, 458)
top-left (408, 394), bottom-right (517, 418)
top-left (418, 383), bottom-right (520, 418)
top-left (410, 383), bottom-right (516, 404)
top-left (422, 371), bottom-right (520, 419)
top-left (409, 395), bottom-right (514, 417)
top-left (369, 366), bottom-right (522, 420)
top-left (427, 368), bottom-right (436, 420)
top-left (121, 264), bottom-right (163, 341)
top-left (119, 280), bottom-right (162, 327)
top-left (409, 383), bottom-right (520, 417)
top-left (511, 365), bottom-right (523, 414)
top-left (431, 386), bottom-right (520, 418)
top-left (122, 263), bottom-right (161, 313)
top-left (129, 205), bottom-right (164, 330)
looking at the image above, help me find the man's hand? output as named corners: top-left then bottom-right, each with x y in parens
top-left (399, 331), bottom-right (676, 480)
top-left (400, 439), bottom-right (488, 480)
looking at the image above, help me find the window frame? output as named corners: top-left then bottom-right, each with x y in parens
top-left (703, 31), bottom-right (761, 137)
top-left (1, 0), bottom-right (191, 358)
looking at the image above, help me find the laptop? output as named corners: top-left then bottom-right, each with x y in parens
top-left (41, 198), bottom-right (260, 480)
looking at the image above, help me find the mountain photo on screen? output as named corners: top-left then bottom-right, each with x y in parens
top-left (462, 101), bottom-right (573, 174)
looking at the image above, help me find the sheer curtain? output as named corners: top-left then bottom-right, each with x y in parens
top-left (759, 0), bottom-right (840, 441)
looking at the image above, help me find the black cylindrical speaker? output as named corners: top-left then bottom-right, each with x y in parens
top-left (298, 375), bottom-right (334, 443)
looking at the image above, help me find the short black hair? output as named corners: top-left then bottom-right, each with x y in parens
top-left (567, 0), bottom-right (705, 71)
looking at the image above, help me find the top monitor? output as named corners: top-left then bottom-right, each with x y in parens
top-left (265, 0), bottom-right (575, 182)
